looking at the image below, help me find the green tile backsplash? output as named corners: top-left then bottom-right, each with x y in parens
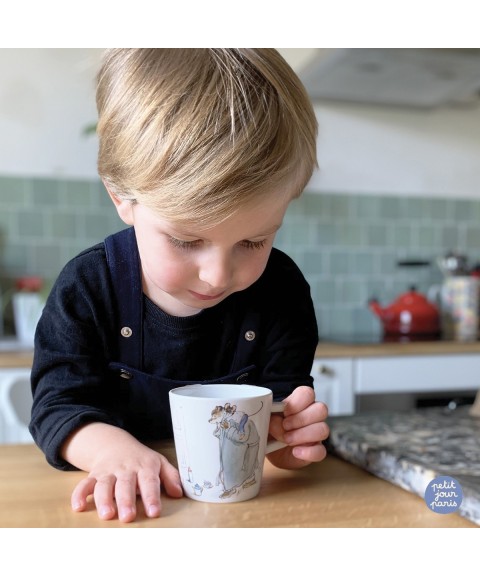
top-left (0, 176), bottom-right (125, 334)
top-left (2, 175), bottom-right (480, 339)
top-left (275, 189), bottom-right (480, 339)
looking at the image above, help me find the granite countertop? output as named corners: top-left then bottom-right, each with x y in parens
top-left (326, 405), bottom-right (480, 525)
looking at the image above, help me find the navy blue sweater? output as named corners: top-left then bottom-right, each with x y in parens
top-left (30, 236), bottom-right (318, 470)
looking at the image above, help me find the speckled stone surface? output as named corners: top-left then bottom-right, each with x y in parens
top-left (326, 406), bottom-right (480, 526)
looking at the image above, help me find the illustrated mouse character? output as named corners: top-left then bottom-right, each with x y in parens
top-left (208, 401), bottom-right (263, 438)
top-left (224, 403), bottom-right (249, 435)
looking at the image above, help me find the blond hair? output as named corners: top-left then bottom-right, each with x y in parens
top-left (96, 48), bottom-right (317, 226)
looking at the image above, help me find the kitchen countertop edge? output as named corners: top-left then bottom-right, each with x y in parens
top-left (2, 339), bottom-right (480, 368)
top-left (316, 340), bottom-right (480, 358)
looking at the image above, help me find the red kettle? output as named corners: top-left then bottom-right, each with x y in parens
top-left (369, 286), bottom-right (440, 337)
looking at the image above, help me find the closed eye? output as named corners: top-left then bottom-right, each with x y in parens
top-left (167, 236), bottom-right (268, 251)
top-left (167, 236), bottom-right (202, 251)
top-left (240, 239), bottom-right (267, 250)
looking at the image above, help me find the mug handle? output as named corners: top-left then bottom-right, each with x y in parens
top-left (265, 401), bottom-right (287, 454)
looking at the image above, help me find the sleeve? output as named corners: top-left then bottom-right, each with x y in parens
top-left (29, 246), bottom-right (123, 470)
top-left (256, 249), bottom-right (318, 401)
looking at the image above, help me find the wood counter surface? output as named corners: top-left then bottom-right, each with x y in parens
top-left (0, 442), bottom-right (474, 528)
top-left (2, 339), bottom-right (480, 369)
top-left (0, 350), bottom-right (34, 368)
top-left (315, 339), bottom-right (480, 358)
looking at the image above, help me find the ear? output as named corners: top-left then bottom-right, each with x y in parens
top-left (103, 181), bottom-right (135, 226)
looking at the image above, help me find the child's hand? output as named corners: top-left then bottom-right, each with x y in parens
top-left (267, 385), bottom-right (329, 469)
top-left (64, 424), bottom-right (183, 523)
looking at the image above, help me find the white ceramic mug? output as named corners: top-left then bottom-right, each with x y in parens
top-left (169, 384), bottom-right (285, 503)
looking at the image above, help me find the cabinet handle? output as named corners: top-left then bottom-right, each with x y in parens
top-left (319, 365), bottom-right (334, 376)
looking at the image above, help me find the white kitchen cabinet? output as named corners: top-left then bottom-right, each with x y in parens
top-left (312, 358), bottom-right (355, 415)
top-left (355, 355), bottom-right (480, 395)
top-left (0, 368), bottom-right (33, 444)
top-left (312, 353), bottom-right (480, 416)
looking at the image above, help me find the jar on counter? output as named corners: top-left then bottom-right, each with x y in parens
top-left (10, 277), bottom-right (45, 347)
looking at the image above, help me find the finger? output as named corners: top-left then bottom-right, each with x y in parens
top-left (283, 421), bottom-right (330, 446)
top-left (71, 476), bottom-right (97, 512)
top-left (292, 442), bottom-right (327, 463)
top-left (159, 455), bottom-right (183, 498)
top-left (268, 412), bottom-right (286, 443)
top-left (283, 401), bottom-right (329, 432)
top-left (114, 473), bottom-right (138, 523)
top-left (266, 440), bottom-right (327, 469)
top-left (283, 386), bottom-right (316, 417)
top-left (93, 474), bottom-right (117, 520)
top-left (137, 469), bottom-right (162, 518)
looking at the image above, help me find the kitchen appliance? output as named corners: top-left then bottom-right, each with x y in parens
top-left (439, 276), bottom-right (480, 341)
top-left (298, 48), bottom-right (480, 109)
top-left (368, 258), bottom-right (440, 340)
top-left (369, 287), bottom-right (441, 340)
top-left (432, 252), bottom-right (479, 341)
top-left (436, 251), bottom-right (469, 277)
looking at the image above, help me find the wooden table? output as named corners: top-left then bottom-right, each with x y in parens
top-left (0, 442), bottom-right (475, 528)
top-left (0, 350), bottom-right (34, 368)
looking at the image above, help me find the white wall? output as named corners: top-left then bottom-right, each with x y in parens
top-left (0, 48), bottom-right (102, 179)
top-left (2, 47), bottom-right (480, 200)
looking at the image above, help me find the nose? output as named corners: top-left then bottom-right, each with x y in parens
top-left (198, 249), bottom-right (232, 290)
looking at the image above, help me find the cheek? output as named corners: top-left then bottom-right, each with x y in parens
top-left (141, 243), bottom-right (193, 290)
top-left (235, 251), bottom-right (271, 288)
top-left (155, 257), bottom-right (193, 289)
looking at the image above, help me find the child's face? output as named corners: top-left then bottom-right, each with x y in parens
top-left (111, 191), bottom-right (292, 317)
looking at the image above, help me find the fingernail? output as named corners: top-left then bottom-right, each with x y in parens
top-left (147, 505), bottom-right (160, 517)
top-left (72, 501), bottom-right (82, 512)
top-left (292, 447), bottom-right (304, 459)
top-left (119, 507), bottom-right (135, 522)
top-left (99, 506), bottom-right (113, 518)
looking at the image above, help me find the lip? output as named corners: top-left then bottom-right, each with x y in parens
top-left (188, 290), bottom-right (226, 301)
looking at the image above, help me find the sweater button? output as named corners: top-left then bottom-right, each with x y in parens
top-left (120, 369), bottom-right (133, 380)
top-left (244, 330), bottom-right (256, 341)
top-left (121, 326), bottom-right (133, 338)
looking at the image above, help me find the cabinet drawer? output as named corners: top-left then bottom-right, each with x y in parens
top-left (311, 358), bottom-right (355, 415)
top-left (355, 354), bottom-right (480, 394)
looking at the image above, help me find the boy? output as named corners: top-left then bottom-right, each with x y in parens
top-left (30, 49), bottom-right (329, 523)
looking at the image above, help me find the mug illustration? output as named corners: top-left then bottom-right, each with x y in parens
top-left (208, 401), bottom-right (263, 499)
top-left (172, 400), bottom-right (264, 501)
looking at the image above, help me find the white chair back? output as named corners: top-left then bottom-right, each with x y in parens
top-left (0, 369), bottom-right (34, 444)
